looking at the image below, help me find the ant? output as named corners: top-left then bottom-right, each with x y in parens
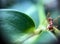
top-left (47, 13), bottom-right (53, 31)
top-left (47, 12), bottom-right (60, 33)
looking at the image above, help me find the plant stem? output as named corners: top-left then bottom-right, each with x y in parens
top-left (35, 0), bottom-right (48, 34)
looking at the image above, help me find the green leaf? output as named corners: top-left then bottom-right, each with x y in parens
top-left (1, 10), bottom-right (35, 33)
top-left (1, 10), bottom-right (35, 43)
top-left (33, 30), bottom-right (57, 44)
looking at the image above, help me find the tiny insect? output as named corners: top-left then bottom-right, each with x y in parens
top-left (47, 17), bottom-right (53, 30)
top-left (47, 12), bottom-right (60, 31)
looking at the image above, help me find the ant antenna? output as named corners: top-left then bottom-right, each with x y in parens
top-left (47, 12), bottom-right (51, 18)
